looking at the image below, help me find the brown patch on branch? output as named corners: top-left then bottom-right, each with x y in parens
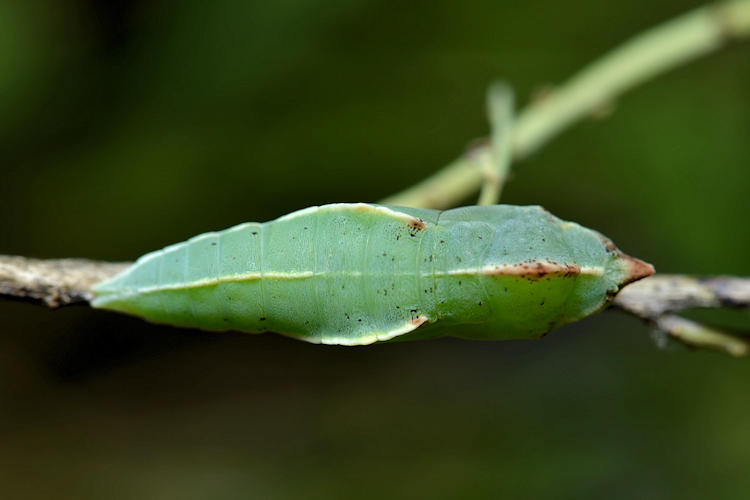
top-left (0, 255), bottom-right (130, 308)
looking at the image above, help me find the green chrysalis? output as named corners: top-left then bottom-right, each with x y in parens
top-left (92, 204), bottom-right (653, 344)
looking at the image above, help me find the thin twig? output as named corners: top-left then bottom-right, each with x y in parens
top-left (477, 82), bottom-right (515, 206)
top-left (653, 315), bottom-right (748, 357)
top-left (0, 255), bottom-right (129, 307)
top-left (613, 274), bottom-right (750, 317)
top-left (613, 275), bottom-right (750, 356)
top-left (381, 0), bottom-right (750, 209)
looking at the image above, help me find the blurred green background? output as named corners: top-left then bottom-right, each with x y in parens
top-left (2, 0), bottom-right (750, 498)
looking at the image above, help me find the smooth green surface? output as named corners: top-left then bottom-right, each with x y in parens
top-left (93, 204), bottom-right (637, 344)
top-left (2, 0), bottom-right (750, 498)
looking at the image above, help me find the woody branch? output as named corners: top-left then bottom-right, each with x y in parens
top-left (2, 1), bottom-right (750, 356)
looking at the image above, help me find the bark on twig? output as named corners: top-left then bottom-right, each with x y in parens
top-left (0, 255), bottom-right (129, 307)
top-left (613, 275), bottom-right (750, 356)
top-left (613, 275), bottom-right (750, 317)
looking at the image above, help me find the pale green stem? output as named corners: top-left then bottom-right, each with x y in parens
top-left (382, 0), bottom-right (750, 209)
top-left (477, 82), bottom-right (514, 206)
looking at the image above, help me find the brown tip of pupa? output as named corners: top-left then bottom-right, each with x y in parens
top-left (596, 233), bottom-right (654, 287)
top-left (619, 254), bottom-right (655, 287)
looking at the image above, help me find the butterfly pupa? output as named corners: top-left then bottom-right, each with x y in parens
top-left (92, 204), bottom-right (654, 345)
